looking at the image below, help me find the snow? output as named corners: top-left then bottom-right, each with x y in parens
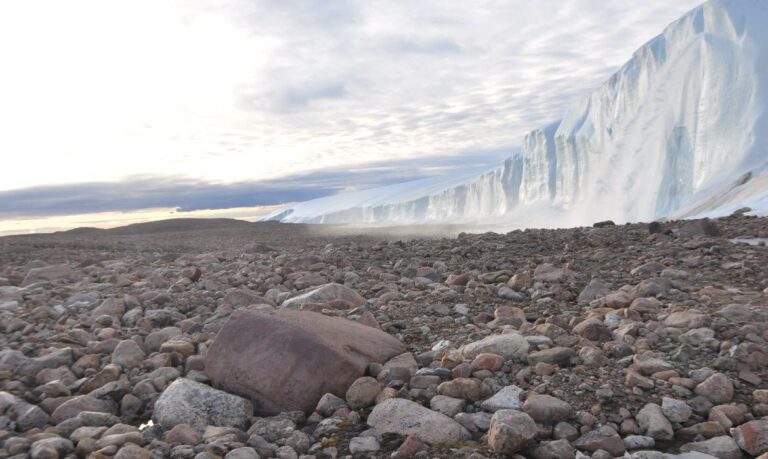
top-left (264, 0), bottom-right (768, 227)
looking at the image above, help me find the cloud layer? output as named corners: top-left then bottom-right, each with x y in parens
top-left (0, 0), bottom-right (702, 216)
top-left (0, 149), bottom-right (509, 218)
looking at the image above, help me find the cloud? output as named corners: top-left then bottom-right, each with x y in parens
top-left (0, 0), bottom-right (703, 194)
top-left (241, 80), bottom-right (349, 113)
top-left (382, 37), bottom-right (462, 55)
top-left (0, 148), bottom-right (511, 218)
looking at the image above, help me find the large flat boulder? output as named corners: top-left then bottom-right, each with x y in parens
top-left (280, 283), bottom-right (365, 309)
top-left (204, 309), bottom-right (405, 415)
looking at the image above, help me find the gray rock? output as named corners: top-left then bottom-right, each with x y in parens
top-left (367, 398), bottom-right (470, 444)
top-left (0, 391), bottom-right (50, 430)
top-left (153, 378), bottom-right (253, 430)
top-left (623, 435), bottom-right (655, 450)
top-left (145, 327), bottom-right (182, 352)
top-left (51, 395), bottom-right (117, 424)
top-left (429, 395), bottom-right (465, 417)
top-left (573, 426), bottom-right (626, 457)
top-left (498, 287), bottom-right (525, 301)
top-left (281, 283), bottom-right (365, 309)
top-left (454, 411), bottom-right (492, 433)
top-left (553, 421), bottom-right (579, 441)
top-left (481, 385), bottom-right (524, 412)
top-left (661, 397), bottom-right (692, 423)
top-left (349, 436), bottom-right (380, 454)
top-left (636, 403), bottom-right (673, 441)
top-left (16, 348), bottom-right (73, 379)
top-left (680, 436), bottom-right (741, 459)
top-left (315, 393), bottom-right (347, 417)
top-left (111, 340), bottom-right (146, 367)
top-left (345, 377), bottom-right (380, 410)
top-left (21, 264), bottom-right (75, 286)
top-left (531, 439), bottom-right (576, 459)
top-left (225, 447), bottom-right (261, 459)
top-left (528, 347), bottom-right (574, 366)
top-left (30, 437), bottom-right (73, 459)
top-left (459, 333), bottom-right (529, 361)
top-left (523, 394), bottom-right (573, 423)
top-left (578, 279), bottom-right (611, 303)
top-left (92, 297), bottom-right (126, 317)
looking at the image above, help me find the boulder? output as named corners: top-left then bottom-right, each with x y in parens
top-left (222, 289), bottom-right (273, 308)
top-left (523, 394), bottom-right (573, 423)
top-left (30, 437), bottom-right (74, 458)
top-left (459, 333), bottom-right (529, 361)
top-left (488, 410), bottom-right (538, 455)
top-left (481, 385), bottom-right (524, 412)
top-left (0, 391), bottom-right (50, 430)
top-left (281, 283), bottom-right (365, 309)
top-left (51, 395), bottom-right (117, 424)
top-left (680, 436), bottom-right (742, 459)
top-left (573, 426), bottom-right (626, 457)
top-left (578, 279), bottom-right (610, 303)
top-left (153, 378), bottom-right (252, 430)
top-left (205, 309), bottom-right (405, 414)
top-left (694, 373), bottom-right (734, 404)
top-left (533, 264), bottom-right (573, 283)
top-left (636, 403), bottom-right (674, 441)
top-left (528, 347), bottom-right (573, 366)
top-left (573, 318), bottom-right (611, 342)
top-left (345, 377), bottom-right (380, 410)
top-left (21, 264), bottom-right (75, 286)
top-left (111, 340), bottom-right (146, 367)
top-left (731, 420), bottom-right (768, 456)
top-left (678, 219), bottom-right (721, 238)
top-left (367, 398), bottom-right (470, 444)
top-left (92, 297), bottom-right (126, 317)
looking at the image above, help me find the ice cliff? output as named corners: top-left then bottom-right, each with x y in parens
top-left (264, 0), bottom-right (768, 226)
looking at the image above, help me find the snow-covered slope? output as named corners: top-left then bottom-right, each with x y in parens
top-left (264, 0), bottom-right (768, 226)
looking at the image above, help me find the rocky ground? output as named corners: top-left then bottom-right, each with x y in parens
top-left (0, 215), bottom-right (767, 459)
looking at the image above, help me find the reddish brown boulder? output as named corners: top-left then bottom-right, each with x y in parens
top-left (205, 309), bottom-right (405, 415)
top-left (678, 218), bottom-right (721, 238)
top-left (732, 420), bottom-right (768, 456)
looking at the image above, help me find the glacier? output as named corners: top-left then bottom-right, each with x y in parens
top-left (264, 0), bottom-right (768, 227)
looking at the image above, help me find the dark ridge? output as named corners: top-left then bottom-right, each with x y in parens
top-left (53, 227), bottom-right (105, 235)
top-left (100, 218), bottom-right (254, 236)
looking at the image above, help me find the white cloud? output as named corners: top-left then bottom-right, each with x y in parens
top-left (0, 0), bottom-right (703, 192)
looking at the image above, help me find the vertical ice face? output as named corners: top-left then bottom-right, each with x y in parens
top-left (520, 122), bottom-right (560, 204)
top-left (264, 0), bottom-right (768, 226)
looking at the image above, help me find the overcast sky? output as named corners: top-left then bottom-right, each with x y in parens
top-left (0, 0), bottom-right (702, 217)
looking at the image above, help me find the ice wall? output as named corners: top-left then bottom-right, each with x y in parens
top-left (265, 0), bottom-right (768, 226)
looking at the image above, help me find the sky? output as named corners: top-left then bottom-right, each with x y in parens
top-left (0, 0), bottom-right (703, 231)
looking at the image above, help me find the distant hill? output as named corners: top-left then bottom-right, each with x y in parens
top-left (54, 226), bottom-right (104, 235)
top-left (98, 218), bottom-right (255, 236)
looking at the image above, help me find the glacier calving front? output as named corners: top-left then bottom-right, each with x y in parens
top-left (265, 0), bottom-right (768, 226)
